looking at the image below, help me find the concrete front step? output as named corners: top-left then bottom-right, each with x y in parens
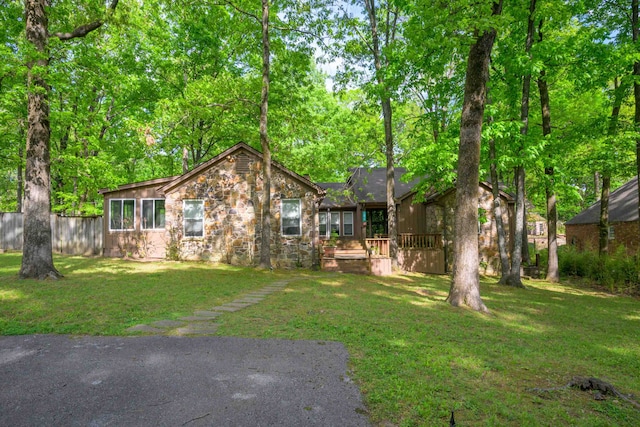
top-left (336, 239), bottom-right (366, 249)
top-left (335, 249), bottom-right (368, 255)
top-left (321, 258), bottom-right (370, 275)
top-left (321, 257), bottom-right (392, 276)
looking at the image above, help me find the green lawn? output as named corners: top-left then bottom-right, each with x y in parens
top-left (1, 252), bottom-right (639, 426)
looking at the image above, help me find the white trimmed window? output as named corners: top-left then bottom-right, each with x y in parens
top-left (109, 199), bottom-right (135, 231)
top-left (319, 212), bottom-right (328, 237)
top-left (282, 199), bottom-right (301, 236)
top-left (343, 212), bottom-right (354, 236)
top-left (330, 212), bottom-right (340, 236)
top-left (142, 199), bottom-right (165, 230)
top-left (608, 225), bottom-right (615, 240)
top-left (184, 200), bottom-right (204, 237)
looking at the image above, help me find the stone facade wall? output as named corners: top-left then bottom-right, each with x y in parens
top-left (424, 186), bottom-right (512, 275)
top-left (566, 221), bottom-right (639, 254)
top-left (164, 151), bottom-right (318, 268)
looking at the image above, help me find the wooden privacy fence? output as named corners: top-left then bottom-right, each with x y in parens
top-left (0, 212), bottom-right (103, 256)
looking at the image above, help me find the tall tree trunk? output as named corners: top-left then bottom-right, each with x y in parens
top-left (20, 0), bottom-right (117, 278)
top-left (364, 0), bottom-right (398, 267)
top-left (505, 0), bottom-right (536, 288)
top-left (20, 0), bottom-right (61, 279)
top-left (489, 135), bottom-right (510, 281)
top-left (599, 176), bottom-right (610, 255)
top-left (633, 0), bottom-right (640, 241)
top-left (258, 0), bottom-right (272, 269)
top-left (521, 210), bottom-right (530, 264)
top-left (383, 98), bottom-right (397, 267)
top-left (182, 147), bottom-right (189, 174)
top-left (507, 166), bottom-right (526, 287)
top-left (17, 139), bottom-right (24, 213)
top-left (447, 0), bottom-right (503, 312)
top-left (599, 78), bottom-right (625, 256)
top-left (537, 64), bottom-right (558, 282)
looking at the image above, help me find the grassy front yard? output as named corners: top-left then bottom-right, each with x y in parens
top-left (1, 252), bottom-right (639, 426)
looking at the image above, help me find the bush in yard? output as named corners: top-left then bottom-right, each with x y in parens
top-left (557, 245), bottom-right (640, 293)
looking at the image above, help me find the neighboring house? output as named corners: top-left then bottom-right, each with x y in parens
top-left (99, 143), bottom-right (326, 268)
top-left (565, 177), bottom-right (640, 253)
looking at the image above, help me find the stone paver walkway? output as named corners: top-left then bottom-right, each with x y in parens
top-left (126, 280), bottom-right (290, 336)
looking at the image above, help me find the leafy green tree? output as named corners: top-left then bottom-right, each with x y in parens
top-left (20, 0), bottom-right (118, 279)
top-left (447, 0), bottom-right (503, 312)
top-left (331, 0), bottom-right (405, 264)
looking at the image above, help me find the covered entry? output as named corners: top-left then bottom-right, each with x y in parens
top-left (362, 208), bottom-right (387, 238)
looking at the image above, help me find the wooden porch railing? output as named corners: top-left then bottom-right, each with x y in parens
top-left (365, 238), bottom-right (390, 257)
top-left (363, 234), bottom-right (443, 257)
top-left (398, 233), bottom-right (442, 249)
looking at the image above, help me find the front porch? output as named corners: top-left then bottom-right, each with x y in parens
top-left (320, 234), bottom-right (445, 276)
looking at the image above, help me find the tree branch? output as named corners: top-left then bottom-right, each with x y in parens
top-left (217, 0), bottom-right (260, 23)
top-left (50, 0), bottom-right (119, 41)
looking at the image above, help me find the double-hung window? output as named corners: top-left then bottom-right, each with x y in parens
top-left (319, 212), bottom-right (328, 237)
top-left (330, 212), bottom-right (340, 235)
top-left (282, 199), bottom-right (301, 236)
top-left (142, 199), bottom-right (165, 230)
top-left (110, 199), bottom-right (135, 230)
top-left (343, 212), bottom-right (354, 236)
top-left (184, 200), bottom-right (204, 237)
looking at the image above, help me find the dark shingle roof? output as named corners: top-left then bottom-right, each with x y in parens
top-left (348, 167), bottom-right (420, 203)
top-left (317, 182), bottom-right (356, 208)
top-left (566, 177), bottom-right (639, 225)
top-left (318, 168), bottom-right (420, 208)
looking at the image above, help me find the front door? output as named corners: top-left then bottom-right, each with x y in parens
top-left (365, 208), bottom-right (387, 238)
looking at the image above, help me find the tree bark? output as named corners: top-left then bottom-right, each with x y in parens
top-left (506, 166), bottom-right (526, 287)
top-left (17, 141), bottom-right (24, 213)
top-left (258, 0), bottom-right (272, 269)
top-left (599, 176), bottom-right (610, 255)
top-left (384, 98), bottom-right (398, 267)
top-left (20, 0), bottom-right (61, 279)
top-left (633, 0), bottom-right (640, 241)
top-left (599, 78), bottom-right (625, 256)
top-left (537, 64), bottom-right (558, 282)
top-left (364, 0), bottom-right (398, 267)
top-left (447, 0), bottom-right (503, 312)
top-left (504, 0), bottom-right (536, 288)
top-left (489, 135), bottom-right (510, 281)
top-left (20, 0), bottom-right (118, 279)
top-left (182, 146), bottom-right (189, 174)
top-left (521, 209), bottom-right (530, 264)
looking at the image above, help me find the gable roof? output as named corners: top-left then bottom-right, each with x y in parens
top-left (318, 167), bottom-right (420, 209)
top-left (566, 177), bottom-right (639, 225)
top-left (98, 176), bottom-right (179, 195)
top-left (316, 182), bottom-right (357, 208)
top-left (348, 167), bottom-right (420, 203)
top-left (398, 181), bottom-right (515, 204)
top-left (99, 143), bottom-right (325, 198)
top-left (156, 142), bottom-right (325, 195)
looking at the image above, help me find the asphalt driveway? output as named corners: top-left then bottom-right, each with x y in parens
top-left (0, 335), bottom-right (370, 426)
